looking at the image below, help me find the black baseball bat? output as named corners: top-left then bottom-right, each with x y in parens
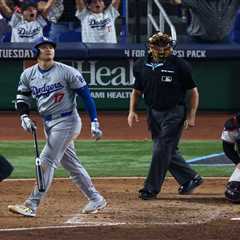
top-left (32, 128), bottom-right (45, 192)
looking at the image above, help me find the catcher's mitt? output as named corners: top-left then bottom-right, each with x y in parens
top-left (225, 181), bottom-right (240, 203)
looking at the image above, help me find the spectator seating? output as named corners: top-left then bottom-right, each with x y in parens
top-left (58, 30), bottom-right (82, 42)
top-left (230, 9), bottom-right (240, 44)
top-left (1, 31), bottom-right (11, 42)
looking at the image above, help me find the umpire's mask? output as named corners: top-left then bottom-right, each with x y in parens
top-left (148, 32), bottom-right (175, 60)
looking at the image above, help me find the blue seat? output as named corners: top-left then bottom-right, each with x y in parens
top-left (58, 31), bottom-right (82, 42)
top-left (230, 10), bottom-right (240, 44)
top-left (1, 31), bottom-right (11, 42)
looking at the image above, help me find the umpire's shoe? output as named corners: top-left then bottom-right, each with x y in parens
top-left (139, 188), bottom-right (157, 200)
top-left (178, 175), bottom-right (203, 195)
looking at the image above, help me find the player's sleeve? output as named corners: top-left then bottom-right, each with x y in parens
top-left (37, 15), bottom-right (48, 27)
top-left (75, 86), bottom-right (97, 121)
top-left (67, 67), bottom-right (97, 121)
top-left (16, 71), bottom-right (32, 115)
top-left (107, 5), bottom-right (120, 19)
top-left (132, 59), bottom-right (144, 92)
top-left (9, 12), bottom-right (21, 28)
top-left (75, 8), bottom-right (87, 21)
top-left (67, 68), bottom-right (87, 89)
top-left (178, 58), bottom-right (196, 90)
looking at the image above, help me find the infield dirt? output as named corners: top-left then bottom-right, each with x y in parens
top-left (0, 111), bottom-right (239, 240)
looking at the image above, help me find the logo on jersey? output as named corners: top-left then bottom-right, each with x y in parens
top-left (161, 76), bottom-right (172, 82)
top-left (17, 27), bottom-right (41, 39)
top-left (89, 18), bottom-right (111, 30)
top-left (31, 82), bottom-right (64, 97)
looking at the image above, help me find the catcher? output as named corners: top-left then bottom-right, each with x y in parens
top-left (0, 154), bottom-right (14, 182)
top-left (221, 113), bottom-right (240, 203)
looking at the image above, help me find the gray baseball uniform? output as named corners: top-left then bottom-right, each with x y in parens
top-left (16, 61), bottom-right (102, 211)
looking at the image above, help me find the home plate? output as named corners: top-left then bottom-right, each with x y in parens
top-left (65, 215), bottom-right (126, 226)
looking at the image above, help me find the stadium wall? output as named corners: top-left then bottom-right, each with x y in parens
top-left (0, 43), bottom-right (239, 111)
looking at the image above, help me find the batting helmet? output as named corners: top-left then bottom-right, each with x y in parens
top-left (225, 181), bottom-right (240, 203)
top-left (32, 36), bottom-right (56, 58)
top-left (147, 32), bottom-right (175, 58)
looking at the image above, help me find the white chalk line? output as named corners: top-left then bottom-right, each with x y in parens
top-left (64, 208), bottom-right (222, 227)
top-left (231, 217), bottom-right (240, 221)
top-left (0, 178), bottom-right (228, 232)
top-left (4, 176), bottom-right (229, 182)
top-left (0, 209), bottom-right (223, 232)
top-left (0, 221), bottom-right (201, 232)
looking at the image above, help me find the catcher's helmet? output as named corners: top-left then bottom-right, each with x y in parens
top-left (32, 37), bottom-right (56, 58)
top-left (225, 181), bottom-right (240, 203)
top-left (148, 32), bottom-right (175, 58)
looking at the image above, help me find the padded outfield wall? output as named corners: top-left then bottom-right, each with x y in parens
top-left (0, 42), bottom-right (239, 111)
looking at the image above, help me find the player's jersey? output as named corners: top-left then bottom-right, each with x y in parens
top-left (75, 5), bottom-right (119, 43)
top-left (221, 117), bottom-right (240, 143)
top-left (9, 13), bottom-right (47, 43)
top-left (221, 129), bottom-right (240, 143)
top-left (17, 62), bottom-right (86, 117)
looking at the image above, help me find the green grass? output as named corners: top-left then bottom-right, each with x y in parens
top-left (0, 140), bottom-right (233, 178)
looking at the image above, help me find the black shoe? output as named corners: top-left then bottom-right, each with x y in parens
top-left (178, 175), bottom-right (203, 195)
top-left (138, 188), bottom-right (157, 200)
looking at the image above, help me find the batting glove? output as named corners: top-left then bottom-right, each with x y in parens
top-left (91, 119), bottom-right (102, 140)
top-left (20, 114), bottom-right (37, 133)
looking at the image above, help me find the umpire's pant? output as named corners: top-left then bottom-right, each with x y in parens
top-left (144, 105), bottom-right (197, 194)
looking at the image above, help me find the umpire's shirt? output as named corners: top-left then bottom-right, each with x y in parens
top-left (133, 55), bottom-right (196, 111)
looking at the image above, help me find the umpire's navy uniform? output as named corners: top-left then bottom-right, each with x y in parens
top-left (133, 53), bottom-right (201, 198)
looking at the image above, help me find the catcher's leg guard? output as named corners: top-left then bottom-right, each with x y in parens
top-left (225, 181), bottom-right (240, 203)
top-left (0, 154), bottom-right (14, 181)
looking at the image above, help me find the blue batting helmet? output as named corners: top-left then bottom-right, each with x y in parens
top-left (32, 36), bottom-right (56, 58)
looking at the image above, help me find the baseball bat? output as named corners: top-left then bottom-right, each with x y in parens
top-left (32, 128), bottom-right (45, 192)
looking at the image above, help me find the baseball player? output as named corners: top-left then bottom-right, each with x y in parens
top-left (221, 113), bottom-right (240, 202)
top-left (0, 155), bottom-right (14, 182)
top-left (8, 36), bottom-right (107, 217)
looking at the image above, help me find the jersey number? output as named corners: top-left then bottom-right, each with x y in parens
top-left (53, 92), bottom-right (64, 103)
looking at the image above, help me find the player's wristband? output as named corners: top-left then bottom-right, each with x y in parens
top-left (17, 102), bottom-right (30, 116)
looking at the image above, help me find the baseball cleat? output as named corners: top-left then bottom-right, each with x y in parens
top-left (8, 204), bottom-right (36, 217)
top-left (178, 175), bottom-right (203, 195)
top-left (138, 188), bottom-right (157, 200)
top-left (82, 197), bottom-right (107, 214)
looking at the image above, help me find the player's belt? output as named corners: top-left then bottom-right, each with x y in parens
top-left (43, 111), bottom-right (73, 121)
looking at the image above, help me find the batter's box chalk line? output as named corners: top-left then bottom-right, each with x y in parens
top-left (0, 210), bottom-right (222, 232)
top-left (64, 214), bottom-right (126, 226)
top-left (64, 209), bottom-right (221, 226)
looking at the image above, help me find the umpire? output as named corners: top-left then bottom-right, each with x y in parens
top-left (128, 32), bottom-right (203, 200)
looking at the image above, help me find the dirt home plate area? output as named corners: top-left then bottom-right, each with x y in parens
top-left (1, 112), bottom-right (240, 240)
